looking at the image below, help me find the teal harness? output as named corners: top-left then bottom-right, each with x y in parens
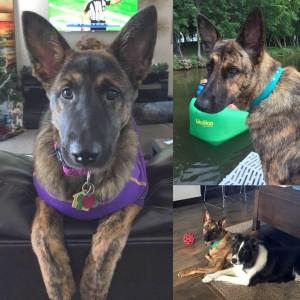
top-left (249, 66), bottom-right (285, 111)
top-left (208, 239), bottom-right (221, 249)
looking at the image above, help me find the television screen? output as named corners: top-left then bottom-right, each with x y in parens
top-left (48, 0), bottom-right (138, 32)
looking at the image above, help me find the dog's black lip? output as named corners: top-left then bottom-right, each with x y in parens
top-left (195, 96), bottom-right (236, 114)
top-left (60, 147), bottom-right (105, 170)
top-left (194, 100), bottom-right (227, 114)
top-left (59, 144), bottom-right (117, 173)
top-left (60, 148), bottom-right (90, 168)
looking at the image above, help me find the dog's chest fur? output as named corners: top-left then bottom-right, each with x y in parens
top-left (209, 232), bottom-right (232, 263)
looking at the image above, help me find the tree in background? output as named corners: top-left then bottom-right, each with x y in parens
top-left (193, 0), bottom-right (202, 59)
top-left (173, 0), bottom-right (197, 56)
top-left (174, 0), bottom-right (300, 50)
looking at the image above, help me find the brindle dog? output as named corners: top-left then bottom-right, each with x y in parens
top-left (196, 9), bottom-right (300, 184)
top-left (22, 7), bottom-right (157, 300)
top-left (178, 210), bottom-right (232, 278)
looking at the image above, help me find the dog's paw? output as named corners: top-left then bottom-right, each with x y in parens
top-left (205, 253), bottom-right (212, 261)
top-left (214, 275), bottom-right (227, 282)
top-left (177, 271), bottom-right (187, 278)
top-left (202, 274), bottom-right (215, 283)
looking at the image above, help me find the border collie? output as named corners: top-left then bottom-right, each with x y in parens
top-left (202, 234), bottom-right (300, 286)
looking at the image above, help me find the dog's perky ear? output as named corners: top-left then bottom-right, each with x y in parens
top-left (111, 6), bottom-right (157, 87)
top-left (218, 217), bottom-right (227, 229)
top-left (197, 14), bottom-right (221, 53)
top-left (203, 210), bottom-right (211, 223)
top-left (22, 11), bottom-right (71, 83)
top-left (236, 8), bottom-right (265, 62)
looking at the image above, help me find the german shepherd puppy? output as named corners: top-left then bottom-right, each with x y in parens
top-left (196, 9), bottom-right (300, 184)
top-left (178, 210), bottom-right (232, 277)
top-left (22, 7), bottom-right (156, 300)
top-left (203, 234), bottom-right (300, 286)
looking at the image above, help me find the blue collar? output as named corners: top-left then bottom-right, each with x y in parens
top-left (249, 66), bottom-right (285, 111)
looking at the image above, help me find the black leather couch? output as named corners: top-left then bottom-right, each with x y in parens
top-left (0, 150), bottom-right (172, 300)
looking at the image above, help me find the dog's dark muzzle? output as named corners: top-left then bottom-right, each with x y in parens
top-left (61, 138), bottom-right (116, 168)
top-left (69, 142), bottom-right (102, 165)
top-left (194, 96), bottom-right (226, 114)
top-left (59, 111), bottom-right (120, 168)
top-left (203, 231), bottom-right (212, 243)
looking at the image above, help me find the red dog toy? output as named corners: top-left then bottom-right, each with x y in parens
top-left (183, 232), bottom-right (196, 246)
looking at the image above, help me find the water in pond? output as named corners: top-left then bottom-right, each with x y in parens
top-left (174, 52), bottom-right (300, 185)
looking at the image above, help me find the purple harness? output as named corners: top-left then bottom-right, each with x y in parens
top-left (33, 146), bottom-right (148, 220)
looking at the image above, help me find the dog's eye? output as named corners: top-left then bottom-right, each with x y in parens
top-left (61, 87), bottom-right (74, 100)
top-left (106, 88), bottom-right (119, 101)
top-left (227, 67), bottom-right (240, 77)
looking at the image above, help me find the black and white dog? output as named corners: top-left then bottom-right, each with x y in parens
top-left (202, 234), bottom-right (300, 286)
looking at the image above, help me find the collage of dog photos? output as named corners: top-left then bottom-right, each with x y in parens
top-left (0, 0), bottom-right (300, 300)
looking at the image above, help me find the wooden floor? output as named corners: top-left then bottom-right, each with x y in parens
top-left (173, 189), bottom-right (256, 300)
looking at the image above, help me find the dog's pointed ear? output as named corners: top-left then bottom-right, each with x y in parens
top-left (218, 217), bottom-right (227, 229)
top-left (111, 6), bottom-right (157, 88)
top-left (22, 11), bottom-right (71, 83)
top-left (197, 14), bottom-right (221, 53)
top-left (203, 210), bottom-right (211, 222)
top-left (236, 8), bottom-right (265, 62)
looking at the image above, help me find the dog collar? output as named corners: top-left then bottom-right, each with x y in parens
top-left (208, 239), bottom-right (221, 249)
top-left (249, 66), bottom-right (285, 111)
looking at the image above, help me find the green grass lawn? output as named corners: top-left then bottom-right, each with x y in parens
top-left (49, 0), bottom-right (137, 17)
top-left (48, 0), bottom-right (137, 32)
top-left (107, 0), bottom-right (137, 16)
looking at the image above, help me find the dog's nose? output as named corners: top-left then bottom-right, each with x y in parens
top-left (231, 258), bottom-right (237, 264)
top-left (70, 142), bottom-right (101, 165)
top-left (194, 97), bottom-right (211, 112)
top-left (72, 151), bottom-right (99, 164)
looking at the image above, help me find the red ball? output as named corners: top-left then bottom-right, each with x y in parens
top-left (183, 232), bottom-right (196, 246)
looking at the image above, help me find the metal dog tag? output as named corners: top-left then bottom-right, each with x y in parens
top-left (72, 171), bottom-right (96, 211)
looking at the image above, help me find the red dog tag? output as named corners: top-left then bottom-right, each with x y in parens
top-left (82, 194), bottom-right (96, 209)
